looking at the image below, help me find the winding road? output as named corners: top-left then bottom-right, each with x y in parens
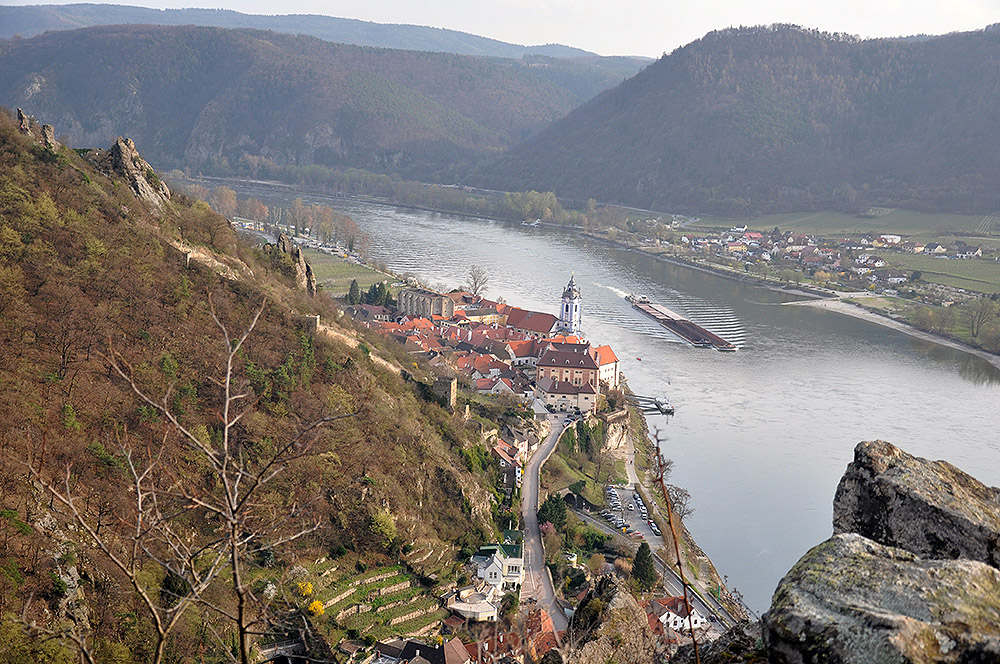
top-left (520, 414), bottom-right (569, 632)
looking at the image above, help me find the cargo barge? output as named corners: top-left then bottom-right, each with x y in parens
top-left (627, 295), bottom-right (738, 352)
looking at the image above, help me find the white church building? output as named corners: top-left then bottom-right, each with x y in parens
top-left (556, 274), bottom-right (582, 335)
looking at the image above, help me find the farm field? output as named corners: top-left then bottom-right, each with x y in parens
top-left (888, 254), bottom-right (1000, 293)
top-left (302, 248), bottom-right (390, 295)
top-left (699, 210), bottom-right (998, 237)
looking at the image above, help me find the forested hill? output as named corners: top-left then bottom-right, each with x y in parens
top-left (0, 24), bottom-right (590, 179)
top-left (474, 25), bottom-right (1000, 216)
top-left (0, 4), bottom-right (649, 100)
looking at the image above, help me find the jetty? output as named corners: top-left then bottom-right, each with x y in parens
top-left (627, 295), bottom-right (737, 352)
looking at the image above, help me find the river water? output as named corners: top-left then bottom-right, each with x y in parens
top-left (228, 188), bottom-right (1000, 611)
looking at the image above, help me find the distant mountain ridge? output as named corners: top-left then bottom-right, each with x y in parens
top-left (0, 24), bottom-right (592, 178)
top-left (0, 4), bottom-right (649, 108)
top-left (0, 3), bottom-right (600, 58)
top-left (475, 24), bottom-right (1000, 216)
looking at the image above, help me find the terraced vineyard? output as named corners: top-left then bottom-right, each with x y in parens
top-left (293, 562), bottom-right (448, 645)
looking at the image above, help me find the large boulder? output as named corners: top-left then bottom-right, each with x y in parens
top-left (764, 533), bottom-right (1000, 664)
top-left (833, 440), bottom-right (1000, 567)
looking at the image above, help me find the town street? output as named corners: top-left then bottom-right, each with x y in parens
top-left (520, 413), bottom-right (569, 631)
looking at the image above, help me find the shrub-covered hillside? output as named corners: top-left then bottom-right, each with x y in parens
top-left (0, 110), bottom-right (501, 662)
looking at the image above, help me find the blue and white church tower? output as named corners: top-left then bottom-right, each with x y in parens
top-left (558, 274), bottom-right (582, 335)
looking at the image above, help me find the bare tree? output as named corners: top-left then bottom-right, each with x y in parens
top-left (960, 297), bottom-right (998, 339)
top-left (29, 295), bottom-right (357, 664)
top-left (466, 264), bottom-right (490, 297)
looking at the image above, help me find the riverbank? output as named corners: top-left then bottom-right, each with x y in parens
top-left (579, 232), bottom-right (829, 300)
top-left (787, 298), bottom-right (1000, 370)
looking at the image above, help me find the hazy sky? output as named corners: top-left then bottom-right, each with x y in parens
top-left (7, 0), bottom-right (1000, 55)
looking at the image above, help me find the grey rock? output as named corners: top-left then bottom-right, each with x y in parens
top-left (41, 123), bottom-right (57, 148)
top-left (265, 233), bottom-right (317, 297)
top-left (87, 137), bottom-right (171, 212)
top-left (16, 107), bottom-right (29, 132)
top-left (763, 533), bottom-right (1000, 664)
top-left (833, 440), bottom-right (1000, 567)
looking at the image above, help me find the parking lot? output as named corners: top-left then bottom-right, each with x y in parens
top-left (596, 484), bottom-right (662, 544)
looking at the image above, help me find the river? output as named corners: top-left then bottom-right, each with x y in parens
top-left (224, 187), bottom-right (1000, 612)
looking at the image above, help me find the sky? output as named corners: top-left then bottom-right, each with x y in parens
top-left (5, 0), bottom-right (1000, 55)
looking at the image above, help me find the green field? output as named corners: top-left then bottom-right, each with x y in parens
top-left (699, 210), bottom-right (998, 237)
top-left (886, 254), bottom-right (1000, 294)
top-left (301, 248), bottom-right (391, 295)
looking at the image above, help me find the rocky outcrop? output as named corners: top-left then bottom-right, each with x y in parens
top-left (764, 533), bottom-right (1000, 664)
top-left (264, 232), bottom-right (317, 297)
top-left (671, 621), bottom-right (763, 664)
top-left (87, 137), bottom-right (170, 211)
top-left (833, 440), bottom-right (1000, 568)
top-left (565, 575), bottom-right (661, 664)
top-left (17, 107), bottom-right (30, 132)
top-left (41, 124), bottom-right (57, 148)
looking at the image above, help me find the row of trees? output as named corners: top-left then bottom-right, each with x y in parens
top-left (911, 297), bottom-right (1000, 350)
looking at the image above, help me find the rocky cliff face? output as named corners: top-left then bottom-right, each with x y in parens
top-left (764, 441), bottom-right (1000, 663)
top-left (833, 440), bottom-right (1000, 567)
top-left (86, 137), bottom-right (171, 211)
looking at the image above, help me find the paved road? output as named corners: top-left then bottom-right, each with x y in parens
top-left (573, 500), bottom-right (738, 630)
top-left (520, 414), bottom-right (569, 632)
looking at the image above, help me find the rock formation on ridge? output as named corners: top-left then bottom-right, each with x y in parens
top-left (565, 575), bottom-right (662, 664)
top-left (86, 136), bottom-right (171, 211)
top-left (264, 232), bottom-right (317, 297)
top-left (833, 440), bottom-right (1000, 568)
top-left (764, 533), bottom-right (1000, 663)
top-left (763, 441), bottom-right (1000, 663)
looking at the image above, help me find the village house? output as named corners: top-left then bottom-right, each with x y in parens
top-left (872, 269), bottom-right (908, 284)
top-left (464, 609), bottom-right (560, 664)
top-left (591, 344), bottom-right (620, 388)
top-left (373, 637), bottom-right (472, 664)
top-left (649, 596), bottom-right (709, 633)
top-left (536, 348), bottom-right (600, 387)
top-left (472, 543), bottom-right (524, 592)
top-left (955, 244), bottom-right (983, 258)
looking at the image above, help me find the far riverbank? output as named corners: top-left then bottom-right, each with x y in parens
top-left (787, 298), bottom-right (1000, 371)
top-left (577, 231), bottom-right (1000, 370)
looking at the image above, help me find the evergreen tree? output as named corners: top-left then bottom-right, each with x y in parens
top-left (538, 493), bottom-right (567, 531)
top-left (348, 279), bottom-right (361, 305)
top-left (633, 542), bottom-right (658, 590)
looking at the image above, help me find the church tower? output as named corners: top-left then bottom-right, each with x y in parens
top-left (558, 274), bottom-right (582, 335)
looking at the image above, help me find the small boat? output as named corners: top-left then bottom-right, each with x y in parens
top-left (636, 357), bottom-right (642, 361)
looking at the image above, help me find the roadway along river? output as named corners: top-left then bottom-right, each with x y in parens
top-left (227, 188), bottom-right (1000, 612)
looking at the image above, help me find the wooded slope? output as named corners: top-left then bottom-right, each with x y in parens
top-left (0, 25), bottom-right (589, 179)
top-left (475, 25), bottom-right (1000, 215)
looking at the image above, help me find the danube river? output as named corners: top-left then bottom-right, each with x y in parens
top-left (233, 189), bottom-right (1000, 611)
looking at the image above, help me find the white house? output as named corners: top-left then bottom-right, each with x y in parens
top-left (472, 544), bottom-right (523, 592)
top-left (652, 597), bottom-right (708, 633)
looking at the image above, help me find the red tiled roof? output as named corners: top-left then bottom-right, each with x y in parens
top-left (506, 308), bottom-right (558, 334)
top-left (591, 344), bottom-right (619, 365)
